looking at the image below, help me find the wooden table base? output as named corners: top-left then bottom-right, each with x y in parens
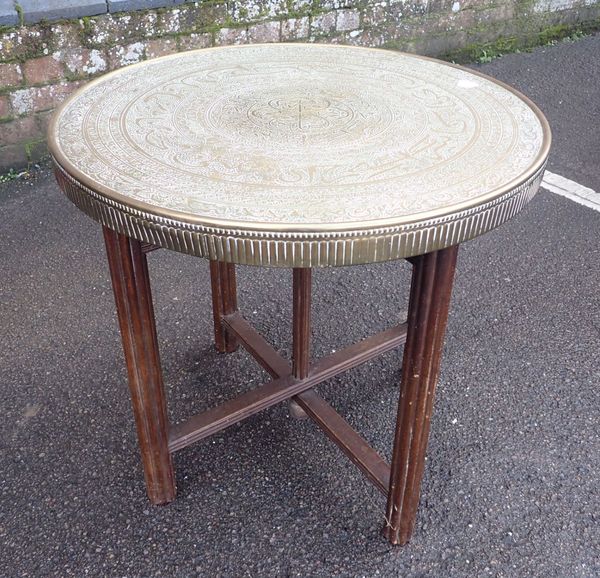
top-left (103, 226), bottom-right (458, 546)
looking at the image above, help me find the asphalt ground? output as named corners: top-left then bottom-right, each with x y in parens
top-left (1, 34), bottom-right (599, 577)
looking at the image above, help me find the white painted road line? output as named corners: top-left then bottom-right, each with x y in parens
top-left (541, 171), bottom-right (600, 211)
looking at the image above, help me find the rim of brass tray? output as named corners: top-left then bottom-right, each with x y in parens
top-left (48, 44), bottom-right (552, 267)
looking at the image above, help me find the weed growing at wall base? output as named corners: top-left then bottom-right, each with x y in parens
top-left (0, 168), bottom-right (28, 183)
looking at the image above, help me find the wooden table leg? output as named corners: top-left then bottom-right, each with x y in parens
top-left (289, 268), bottom-right (312, 418)
top-left (209, 261), bottom-right (238, 353)
top-left (292, 268), bottom-right (312, 379)
top-left (383, 245), bottom-right (459, 545)
top-left (103, 227), bottom-right (176, 505)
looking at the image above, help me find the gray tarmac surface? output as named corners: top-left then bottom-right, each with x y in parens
top-left (1, 34), bottom-right (599, 577)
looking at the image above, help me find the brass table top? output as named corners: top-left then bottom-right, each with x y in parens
top-left (49, 44), bottom-right (551, 267)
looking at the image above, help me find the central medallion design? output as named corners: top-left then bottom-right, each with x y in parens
top-left (200, 86), bottom-right (395, 151)
top-left (247, 95), bottom-right (353, 138)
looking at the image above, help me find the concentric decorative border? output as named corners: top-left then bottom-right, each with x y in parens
top-left (53, 158), bottom-right (547, 267)
top-left (49, 46), bottom-right (551, 267)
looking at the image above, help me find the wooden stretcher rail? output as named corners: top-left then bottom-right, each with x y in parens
top-left (168, 317), bottom-right (408, 452)
top-left (223, 312), bottom-right (289, 378)
top-left (294, 390), bottom-right (390, 494)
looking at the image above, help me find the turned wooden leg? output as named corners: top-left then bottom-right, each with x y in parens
top-left (289, 268), bottom-right (312, 418)
top-left (103, 227), bottom-right (176, 505)
top-left (209, 260), bottom-right (238, 353)
top-left (383, 245), bottom-right (459, 545)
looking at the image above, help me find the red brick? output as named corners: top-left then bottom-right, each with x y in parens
top-left (336, 9), bottom-right (360, 32)
top-left (49, 22), bottom-right (85, 51)
top-left (0, 31), bottom-right (20, 61)
top-left (9, 88), bottom-right (34, 115)
top-left (248, 21), bottom-right (280, 43)
top-left (195, 2), bottom-right (228, 29)
top-left (311, 12), bottom-right (336, 36)
top-left (0, 28), bottom-right (53, 62)
top-left (281, 17), bottom-right (310, 41)
top-left (216, 28), bottom-right (248, 46)
top-left (29, 82), bottom-right (83, 113)
top-left (157, 10), bottom-right (180, 35)
top-left (345, 29), bottom-right (385, 47)
top-left (107, 42), bottom-right (146, 70)
top-left (0, 95), bottom-right (10, 118)
top-left (0, 144), bottom-right (28, 170)
top-left (0, 63), bottom-right (22, 89)
top-left (23, 56), bottom-right (65, 85)
top-left (35, 111), bottom-right (54, 135)
top-left (146, 38), bottom-right (178, 60)
top-left (178, 33), bottom-right (212, 51)
top-left (61, 48), bottom-right (108, 76)
top-left (0, 116), bottom-right (40, 146)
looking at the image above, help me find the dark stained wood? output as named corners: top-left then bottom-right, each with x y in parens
top-left (209, 260), bottom-right (238, 353)
top-left (292, 268), bottom-right (312, 380)
top-left (141, 242), bottom-right (161, 253)
top-left (290, 268), bottom-right (312, 417)
top-left (168, 321), bottom-right (408, 452)
top-left (103, 226), bottom-right (176, 505)
top-left (310, 322), bottom-right (408, 384)
top-left (383, 245), bottom-right (459, 545)
top-left (169, 372), bottom-right (297, 452)
top-left (223, 312), bottom-right (289, 378)
top-left (102, 228), bottom-right (458, 545)
top-left (294, 390), bottom-right (390, 494)
top-left (209, 261), bottom-right (225, 351)
top-left (226, 311), bottom-right (407, 384)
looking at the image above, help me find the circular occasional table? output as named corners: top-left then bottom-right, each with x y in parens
top-left (49, 44), bottom-right (550, 545)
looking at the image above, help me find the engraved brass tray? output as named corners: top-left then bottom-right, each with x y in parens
top-left (49, 44), bottom-right (551, 267)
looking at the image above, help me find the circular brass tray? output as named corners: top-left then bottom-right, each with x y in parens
top-left (49, 43), bottom-right (551, 267)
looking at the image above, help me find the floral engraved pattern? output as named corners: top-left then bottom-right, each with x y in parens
top-left (52, 44), bottom-right (547, 227)
top-left (50, 45), bottom-right (549, 266)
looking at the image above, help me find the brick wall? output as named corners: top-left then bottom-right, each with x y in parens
top-left (1, 0), bottom-right (599, 171)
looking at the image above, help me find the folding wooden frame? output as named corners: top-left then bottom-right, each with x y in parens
top-left (103, 226), bottom-right (458, 545)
